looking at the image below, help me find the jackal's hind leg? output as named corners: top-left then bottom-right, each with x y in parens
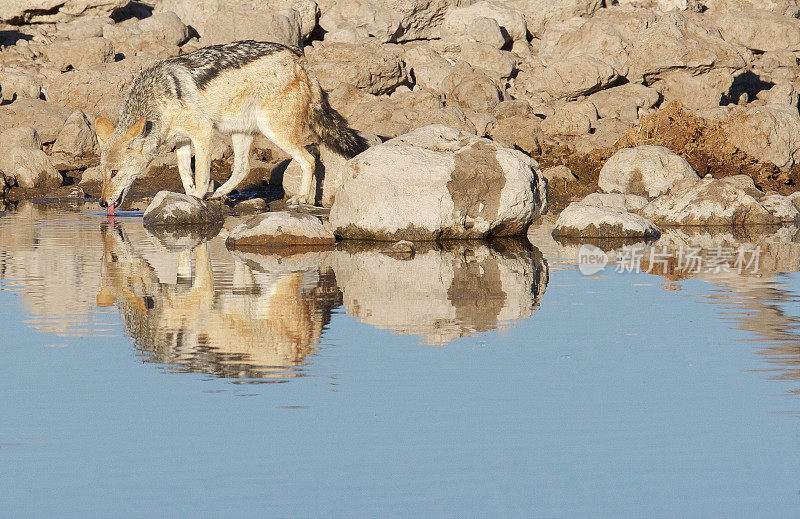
top-left (176, 142), bottom-right (195, 195)
top-left (211, 133), bottom-right (253, 199)
top-left (256, 117), bottom-right (316, 205)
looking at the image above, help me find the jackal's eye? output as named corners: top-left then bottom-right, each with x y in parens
top-left (110, 169), bottom-right (119, 178)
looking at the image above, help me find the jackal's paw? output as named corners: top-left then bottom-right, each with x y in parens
top-left (287, 194), bottom-right (310, 206)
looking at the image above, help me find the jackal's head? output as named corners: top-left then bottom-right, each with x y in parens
top-left (95, 117), bottom-right (154, 211)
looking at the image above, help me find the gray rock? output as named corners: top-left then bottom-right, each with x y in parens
top-left (0, 126), bottom-right (42, 154)
top-left (307, 41), bottom-right (408, 95)
top-left (0, 0), bottom-right (127, 24)
top-left (713, 10), bottom-right (800, 52)
top-left (588, 84), bottom-right (661, 122)
top-left (0, 99), bottom-right (73, 143)
top-left (554, 193), bottom-right (661, 238)
top-left (330, 125), bottom-right (547, 240)
top-left (599, 146), bottom-right (700, 198)
top-left (44, 37), bottom-right (115, 71)
top-left (0, 147), bottom-right (62, 189)
top-left (542, 165), bottom-right (577, 183)
top-left (226, 211), bottom-right (336, 249)
top-left (143, 191), bottom-right (225, 227)
top-left (52, 110), bottom-right (96, 155)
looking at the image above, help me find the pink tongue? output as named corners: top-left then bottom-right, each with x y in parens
top-left (106, 203), bottom-right (116, 216)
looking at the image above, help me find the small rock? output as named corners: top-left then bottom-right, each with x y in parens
top-left (0, 126), bottom-right (42, 154)
top-left (599, 145), bottom-right (700, 198)
top-left (553, 193), bottom-right (661, 238)
top-left (52, 110), bottom-right (96, 155)
top-left (0, 99), bottom-right (73, 143)
top-left (143, 191), bottom-right (225, 227)
top-left (226, 211), bottom-right (336, 249)
top-left (542, 165), bottom-right (577, 183)
top-left (234, 198), bottom-right (269, 215)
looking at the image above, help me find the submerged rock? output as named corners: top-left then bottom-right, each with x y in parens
top-left (598, 145), bottom-right (700, 198)
top-left (143, 191), bottom-right (225, 227)
top-left (226, 211), bottom-right (336, 249)
top-left (330, 125), bottom-right (547, 241)
top-left (553, 193), bottom-right (661, 238)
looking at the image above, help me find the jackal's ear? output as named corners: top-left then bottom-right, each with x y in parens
top-left (95, 117), bottom-right (115, 146)
top-left (122, 117), bottom-right (147, 143)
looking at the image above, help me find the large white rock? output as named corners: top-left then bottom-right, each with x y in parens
top-left (44, 37), bottom-right (115, 71)
top-left (325, 242), bottom-right (548, 345)
top-left (52, 110), bottom-right (97, 155)
top-left (0, 0), bottom-right (127, 23)
top-left (0, 99), bottom-right (74, 143)
top-left (329, 125), bottom-right (547, 240)
top-left (503, 0), bottom-right (602, 38)
top-left (307, 41), bottom-right (408, 95)
top-left (226, 212), bottom-right (336, 248)
top-left (599, 146), bottom-right (700, 198)
top-left (713, 10), bottom-right (800, 52)
top-left (553, 193), bottom-right (661, 238)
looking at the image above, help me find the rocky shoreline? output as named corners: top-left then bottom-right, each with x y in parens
top-left (2, 0), bottom-right (800, 240)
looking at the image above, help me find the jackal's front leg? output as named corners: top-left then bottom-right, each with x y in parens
top-left (191, 126), bottom-right (213, 199)
top-left (175, 142), bottom-right (195, 195)
top-left (211, 133), bottom-right (253, 199)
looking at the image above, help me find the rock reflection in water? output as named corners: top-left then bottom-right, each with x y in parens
top-left (326, 240), bottom-right (549, 345)
top-left (98, 224), bottom-right (340, 382)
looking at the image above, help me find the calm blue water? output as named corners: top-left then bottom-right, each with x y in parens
top-left (1, 207), bottom-right (800, 517)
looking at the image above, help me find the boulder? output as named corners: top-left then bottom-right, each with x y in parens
top-left (44, 37), bottom-right (115, 71)
top-left (503, 0), bottom-right (602, 38)
top-left (226, 211), bottom-right (336, 249)
top-left (307, 41), bottom-right (408, 95)
top-left (0, 67), bottom-right (46, 102)
top-left (719, 104), bottom-right (800, 169)
top-left (441, 62), bottom-right (502, 112)
top-left (0, 148), bottom-right (62, 189)
top-left (52, 110), bottom-right (97, 155)
top-left (599, 146), bottom-right (700, 198)
top-left (760, 194), bottom-right (800, 222)
top-left (713, 10), bottom-right (800, 52)
top-left (0, 99), bottom-right (73, 143)
top-left (54, 15), bottom-right (113, 40)
top-left (102, 12), bottom-right (188, 57)
top-left (0, 126), bottom-right (42, 154)
top-left (553, 193), bottom-right (661, 238)
top-left (651, 69), bottom-right (734, 110)
top-left (403, 44), bottom-right (453, 92)
top-left (588, 84), bottom-right (661, 121)
top-left (518, 57), bottom-right (617, 101)
top-left (329, 125), bottom-right (547, 240)
top-left (42, 55), bottom-right (153, 119)
top-left (0, 0), bottom-right (127, 24)
top-left (541, 101), bottom-right (598, 138)
top-left (156, 0), bottom-right (319, 41)
top-left (640, 176), bottom-right (786, 225)
top-left (488, 115), bottom-right (542, 155)
top-left (457, 42), bottom-right (517, 79)
top-left (441, 1), bottom-right (527, 44)
top-left (203, 9), bottom-right (302, 47)
top-left (143, 191), bottom-right (225, 227)
top-left (316, 0), bottom-right (457, 43)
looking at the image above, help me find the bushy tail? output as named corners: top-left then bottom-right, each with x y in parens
top-left (308, 82), bottom-right (368, 158)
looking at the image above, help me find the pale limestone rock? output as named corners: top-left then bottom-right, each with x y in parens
top-left (599, 146), bottom-right (700, 198)
top-left (44, 37), bottom-right (114, 71)
top-left (226, 212), bottom-right (335, 248)
top-left (720, 104), bottom-right (800, 169)
top-left (554, 193), bottom-right (661, 238)
top-left (330, 125), bottom-right (546, 240)
top-left (307, 41), bottom-right (408, 95)
top-left (0, 148), bottom-right (62, 189)
top-left (588, 84), bottom-right (661, 122)
top-left (0, 99), bottom-right (73, 143)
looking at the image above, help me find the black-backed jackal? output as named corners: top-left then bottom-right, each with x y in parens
top-left (95, 40), bottom-right (366, 214)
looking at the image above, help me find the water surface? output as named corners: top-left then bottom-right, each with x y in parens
top-left (2, 205), bottom-right (800, 517)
